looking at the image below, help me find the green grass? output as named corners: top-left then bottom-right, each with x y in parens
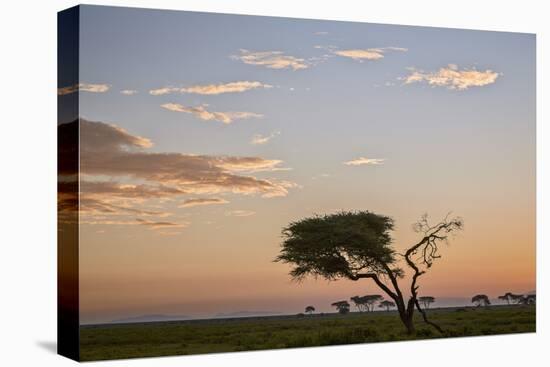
top-left (80, 305), bottom-right (535, 361)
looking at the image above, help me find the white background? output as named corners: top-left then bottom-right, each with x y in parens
top-left (0, 0), bottom-right (547, 365)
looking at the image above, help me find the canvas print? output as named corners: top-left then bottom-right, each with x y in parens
top-left (58, 5), bottom-right (536, 361)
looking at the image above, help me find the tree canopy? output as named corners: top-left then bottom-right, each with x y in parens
top-left (472, 294), bottom-right (491, 307)
top-left (363, 295), bottom-right (383, 311)
top-left (276, 211), bottom-right (397, 281)
top-left (350, 296), bottom-right (367, 312)
top-left (497, 293), bottom-right (511, 304)
top-left (331, 300), bottom-right (350, 314)
top-left (419, 296), bottom-right (435, 309)
top-left (350, 295), bottom-right (383, 312)
top-left (498, 292), bottom-right (535, 305)
top-left (519, 294), bottom-right (536, 305)
top-left (379, 300), bottom-right (396, 311)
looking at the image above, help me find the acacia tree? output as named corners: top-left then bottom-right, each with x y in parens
top-left (331, 300), bottom-right (350, 314)
top-left (472, 294), bottom-right (491, 307)
top-left (499, 292), bottom-right (525, 304)
top-left (364, 295), bottom-right (383, 312)
top-left (379, 300), bottom-right (396, 311)
top-left (498, 293), bottom-right (512, 305)
top-left (305, 305), bottom-right (315, 315)
top-left (350, 296), bottom-right (366, 312)
top-left (275, 211), bottom-right (463, 334)
top-left (350, 295), bottom-right (381, 312)
top-left (518, 294), bottom-right (536, 305)
top-left (509, 294), bottom-right (525, 304)
top-left (525, 294), bottom-right (536, 305)
top-left (419, 296), bottom-right (435, 309)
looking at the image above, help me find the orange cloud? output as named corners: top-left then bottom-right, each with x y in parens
top-left (332, 47), bottom-right (407, 62)
top-left (150, 81), bottom-right (271, 95)
top-left (343, 157), bottom-right (385, 166)
top-left (180, 198), bottom-right (229, 208)
top-left (232, 49), bottom-right (309, 70)
top-left (161, 103), bottom-right (263, 124)
top-left (250, 131), bottom-right (280, 145)
top-left (58, 120), bottom-right (296, 230)
top-left (225, 210), bottom-right (256, 217)
top-left (402, 64), bottom-right (500, 90)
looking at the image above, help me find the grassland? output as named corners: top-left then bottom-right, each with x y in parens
top-left (80, 305), bottom-right (535, 361)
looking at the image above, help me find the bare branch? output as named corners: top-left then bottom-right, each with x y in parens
top-left (414, 298), bottom-right (444, 333)
top-left (350, 273), bottom-right (399, 302)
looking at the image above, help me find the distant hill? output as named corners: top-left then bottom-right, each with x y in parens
top-left (111, 314), bottom-right (190, 324)
top-left (214, 311), bottom-right (282, 318)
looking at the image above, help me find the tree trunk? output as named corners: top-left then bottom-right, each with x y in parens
top-left (400, 312), bottom-right (415, 334)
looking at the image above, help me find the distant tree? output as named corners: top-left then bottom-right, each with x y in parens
top-left (305, 305), bottom-right (315, 315)
top-left (419, 296), bottom-right (435, 309)
top-left (517, 294), bottom-right (536, 305)
top-left (276, 211), bottom-right (463, 334)
top-left (497, 293), bottom-right (512, 305)
top-left (350, 296), bottom-right (367, 312)
top-left (350, 295), bottom-right (382, 312)
top-left (509, 293), bottom-right (525, 304)
top-left (471, 294), bottom-right (491, 307)
top-left (379, 300), bottom-right (396, 311)
top-left (331, 300), bottom-right (351, 315)
top-left (363, 295), bottom-right (383, 312)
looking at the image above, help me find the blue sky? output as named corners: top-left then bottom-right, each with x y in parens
top-left (78, 5), bottom-right (534, 185)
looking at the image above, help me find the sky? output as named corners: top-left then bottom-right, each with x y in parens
top-left (59, 5), bottom-right (535, 324)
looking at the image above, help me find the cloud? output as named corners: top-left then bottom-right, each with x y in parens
top-left (343, 157), bottom-right (385, 166)
top-left (78, 181), bottom-right (186, 199)
top-left (120, 89), bottom-right (138, 95)
top-left (81, 153), bottom-right (290, 196)
top-left (77, 120), bottom-right (152, 155)
top-left (179, 198), bottom-right (229, 208)
top-left (161, 103), bottom-right (262, 124)
top-left (150, 87), bottom-right (179, 96)
top-left (78, 198), bottom-right (169, 216)
top-left (75, 218), bottom-right (188, 229)
top-left (60, 119), bottom-right (295, 199)
top-left (77, 219), bottom-right (141, 226)
top-left (214, 157), bottom-right (284, 173)
top-left (232, 49), bottom-right (309, 70)
top-left (58, 83), bottom-right (110, 95)
top-left (58, 181), bottom-right (177, 220)
top-left (225, 210), bottom-right (256, 217)
top-left (135, 218), bottom-right (188, 229)
top-left (334, 49), bottom-right (384, 60)
top-left (150, 81), bottom-right (272, 96)
top-left (402, 64), bottom-right (500, 90)
top-left (58, 119), bottom-right (296, 231)
top-left (332, 47), bottom-right (407, 62)
top-left (250, 131), bottom-right (280, 145)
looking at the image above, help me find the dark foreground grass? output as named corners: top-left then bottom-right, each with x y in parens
top-left (80, 305), bottom-right (535, 361)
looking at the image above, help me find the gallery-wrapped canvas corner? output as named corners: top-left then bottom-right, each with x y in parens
top-left (58, 5), bottom-right (536, 362)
